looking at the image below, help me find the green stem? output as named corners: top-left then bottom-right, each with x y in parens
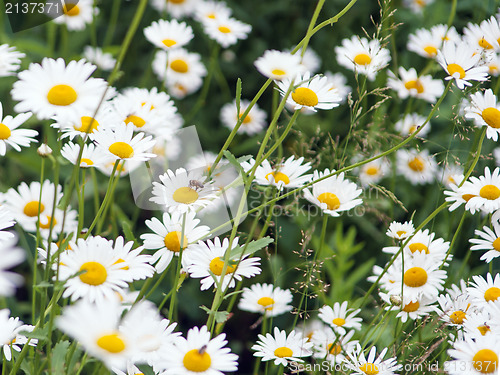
top-left (168, 213), bottom-right (187, 321)
top-left (103, 0), bottom-right (122, 46)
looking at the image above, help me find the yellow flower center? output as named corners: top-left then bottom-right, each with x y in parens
top-left (108, 142), bottom-right (134, 159)
top-left (493, 238), bottom-right (500, 251)
top-left (39, 215), bottom-right (57, 229)
top-left (472, 349), bottom-right (498, 374)
top-left (170, 59), bottom-right (189, 73)
top-left (47, 84), bottom-right (77, 106)
top-left (207, 13), bottom-right (216, 19)
top-left (404, 79), bottom-right (424, 94)
top-left (24, 201), bottom-right (44, 217)
top-left (403, 267), bottom-right (428, 287)
top-left (164, 231), bottom-right (188, 252)
top-left (162, 39), bottom-right (177, 48)
top-left (274, 347), bottom-right (293, 358)
top-left (96, 333), bottom-right (126, 353)
top-left (408, 242), bottom-right (429, 254)
top-left (317, 192), bottom-right (341, 210)
top-left (462, 193), bottom-right (475, 202)
top-left (239, 113), bottom-right (252, 124)
top-left (79, 261), bottom-right (107, 285)
top-left (490, 65), bottom-right (499, 74)
top-left (291, 87), bottom-right (319, 107)
top-left (265, 171), bottom-right (290, 185)
top-left (402, 300), bottom-right (420, 312)
top-left (449, 310), bottom-right (466, 324)
top-left (80, 158), bottom-right (94, 166)
top-left (209, 257), bottom-right (236, 276)
top-left (172, 187), bottom-right (199, 204)
top-left (63, 4), bottom-right (80, 16)
top-left (169, 0), bottom-right (186, 3)
top-left (408, 157), bottom-right (425, 172)
top-left (423, 45), bottom-right (438, 57)
top-left (328, 342), bottom-right (342, 355)
top-left (359, 363), bottom-right (379, 375)
top-left (484, 287), bottom-right (500, 302)
top-left (447, 63), bottom-right (466, 79)
top-left (75, 116), bottom-right (99, 133)
top-left (480, 185), bottom-right (500, 200)
top-left (478, 325), bottom-right (491, 335)
top-left (112, 258), bottom-right (129, 270)
top-left (332, 317), bottom-right (346, 326)
top-left (218, 26), bottom-right (231, 33)
top-left (479, 38), bottom-right (494, 50)
top-left (365, 166), bottom-right (379, 175)
top-left (257, 296), bottom-right (275, 308)
top-left (183, 348), bottom-right (212, 372)
top-left (481, 107), bottom-right (500, 129)
top-left (271, 68), bottom-right (286, 77)
top-left (125, 114), bottom-right (146, 128)
top-left (353, 53), bottom-right (372, 66)
top-left (396, 230), bottom-right (406, 237)
top-left (0, 123), bottom-right (11, 140)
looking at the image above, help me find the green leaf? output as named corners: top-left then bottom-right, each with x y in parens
top-left (235, 78), bottom-right (242, 116)
top-left (229, 237), bottom-right (273, 260)
top-left (52, 340), bottom-right (70, 375)
top-left (199, 306), bottom-right (230, 324)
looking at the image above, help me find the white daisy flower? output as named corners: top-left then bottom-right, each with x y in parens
top-left (444, 178), bottom-right (477, 212)
top-left (354, 158), bottom-right (390, 187)
top-left (396, 148), bottom-right (437, 185)
top-left (83, 46), bottom-right (116, 71)
top-left (112, 363), bottom-right (145, 375)
top-left (436, 41), bottom-right (489, 89)
top-left (0, 237), bottom-right (24, 296)
top-left (237, 283), bottom-right (293, 317)
top-left (150, 0), bottom-right (200, 18)
top-left (144, 19), bottom-right (194, 50)
top-left (297, 48), bottom-right (322, 74)
top-left (184, 237), bottom-right (261, 290)
top-left (394, 113), bottom-right (430, 137)
top-left (37, 206), bottom-right (78, 240)
top-left (386, 251), bottom-right (447, 304)
top-left (1, 180), bottom-right (62, 233)
top-left (194, 0), bottom-right (232, 22)
top-left (141, 211), bottom-right (210, 273)
top-left (468, 273), bottom-right (500, 307)
top-left (407, 25), bottom-right (460, 59)
top-left (202, 16), bottom-right (251, 48)
top-left (335, 36), bottom-right (391, 81)
top-left (91, 123), bottom-right (156, 162)
top-left (0, 311), bottom-right (37, 361)
top-left (465, 89), bottom-right (500, 141)
top-left (311, 329), bottom-right (357, 364)
top-left (0, 44), bottom-right (25, 76)
top-left (242, 156), bottom-right (312, 189)
top-left (0, 206), bottom-right (15, 242)
top-left (150, 168), bottom-right (217, 213)
top-left (12, 58), bottom-right (108, 120)
top-left (61, 142), bottom-right (111, 168)
top-left (342, 344), bottom-right (402, 375)
top-left (220, 99), bottom-right (267, 135)
top-left (58, 236), bottom-right (132, 302)
top-left (108, 236), bottom-right (155, 281)
top-left (324, 71), bottom-right (352, 102)
top-left (251, 327), bottom-right (313, 367)
top-left (386, 220), bottom-right (415, 240)
top-left (387, 67), bottom-right (444, 103)
top-left (440, 165), bottom-right (464, 187)
top-left (152, 48), bottom-right (207, 88)
top-left (486, 52), bottom-right (500, 77)
top-left (277, 72), bottom-right (342, 112)
top-left (303, 168), bottom-right (362, 217)
top-left (56, 298), bottom-right (148, 370)
top-left (118, 300), bottom-right (180, 366)
top-left (436, 292), bottom-right (475, 327)
top-left (463, 309), bottom-right (497, 338)
top-left (155, 325), bottom-right (238, 374)
top-left (465, 167), bottom-right (500, 213)
top-left (254, 50), bottom-right (303, 81)
top-left (382, 293), bottom-right (437, 323)
top-left (0, 103), bottom-right (36, 156)
top-left (463, 21), bottom-right (499, 52)
top-left (446, 335), bottom-right (500, 375)
top-left (318, 302), bottom-right (362, 335)
top-left (50, 0), bottom-right (96, 31)
top-left (120, 87), bottom-right (179, 120)
top-left (470, 221), bottom-right (500, 263)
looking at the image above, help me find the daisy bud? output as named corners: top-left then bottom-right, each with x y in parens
top-left (389, 295), bottom-right (402, 306)
top-left (37, 144), bottom-right (53, 157)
